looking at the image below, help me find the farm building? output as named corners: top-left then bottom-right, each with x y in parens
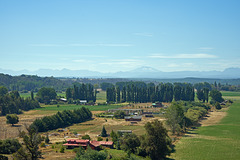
top-left (108, 109), bottom-right (143, 115)
top-left (59, 98), bottom-right (67, 102)
top-left (80, 100), bottom-right (87, 104)
top-left (63, 139), bottom-right (113, 150)
top-left (152, 102), bottom-right (163, 107)
top-left (117, 130), bottom-right (132, 134)
top-left (124, 116), bottom-right (142, 121)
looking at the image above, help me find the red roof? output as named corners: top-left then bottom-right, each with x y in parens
top-left (63, 143), bottom-right (79, 146)
top-left (64, 139), bottom-right (113, 148)
top-left (67, 139), bottom-right (89, 143)
top-left (99, 141), bottom-right (113, 145)
top-left (63, 143), bottom-right (88, 147)
top-left (90, 140), bottom-right (101, 147)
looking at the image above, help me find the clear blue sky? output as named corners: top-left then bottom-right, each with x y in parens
top-left (1, 0), bottom-right (240, 73)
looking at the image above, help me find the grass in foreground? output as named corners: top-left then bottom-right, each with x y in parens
top-left (170, 101), bottom-right (240, 160)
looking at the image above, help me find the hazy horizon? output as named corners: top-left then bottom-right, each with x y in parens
top-left (1, 0), bottom-right (240, 73)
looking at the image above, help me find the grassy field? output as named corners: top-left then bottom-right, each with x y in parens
top-left (35, 104), bottom-right (121, 111)
top-left (221, 91), bottom-right (240, 101)
top-left (170, 100), bottom-right (240, 159)
top-left (96, 90), bottom-right (106, 103)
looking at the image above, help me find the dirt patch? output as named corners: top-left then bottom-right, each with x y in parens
top-left (0, 112), bottom-right (46, 140)
top-left (200, 109), bottom-right (227, 127)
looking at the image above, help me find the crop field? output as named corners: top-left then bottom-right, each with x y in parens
top-left (34, 104), bottom-right (121, 112)
top-left (221, 91), bottom-right (240, 100)
top-left (170, 93), bottom-right (240, 160)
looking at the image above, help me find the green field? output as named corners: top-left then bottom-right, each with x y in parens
top-left (170, 100), bottom-right (240, 159)
top-left (221, 91), bottom-right (240, 97)
top-left (96, 90), bottom-right (106, 103)
top-left (221, 91), bottom-right (240, 100)
top-left (34, 104), bottom-right (121, 112)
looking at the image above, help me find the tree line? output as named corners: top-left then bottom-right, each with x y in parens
top-left (106, 82), bottom-right (195, 103)
top-left (31, 107), bottom-right (92, 132)
top-left (66, 83), bottom-right (96, 103)
top-left (0, 86), bottom-right (40, 116)
top-left (0, 73), bottom-right (70, 91)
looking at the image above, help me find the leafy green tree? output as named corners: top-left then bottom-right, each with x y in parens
top-left (0, 86), bottom-right (8, 96)
top-left (215, 102), bottom-right (222, 110)
top-left (120, 133), bottom-right (140, 155)
top-left (173, 85), bottom-right (182, 101)
top-left (100, 126), bottom-right (107, 137)
top-left (197, 89), bottom-right (204, 102)
top-left (203, 88), bottom-right (209, 102)
top-left (36, 87), bottom-right (57, 104)
top-left (6, 114), bottom-right (19, 126)
top-left (60, 146), bottom-right (65, 153)
top-left (210, 90), bottom-right (224, 103)
top-left (66, 88), bottom-right (72, 100)
top-left (165, 103), bottom-right (184, 135)
top-left (82, 134), bottom-right (91, 140)
top-left (97, 137), bottom-right (103, 141)
top-left (113, 110), bottom-right (126, 119)
top-left (141, 120), bottom-right (172, 160)
top-left (110, 130), bottom-right (119, 145)
top-left (13, 126), bottom-right (42, 160)
top-left (74, 146), bottom-right (107, 160)
top-left (31, 91), bottom-right (34, 100)
top-left (0, 139), bottom-right (21, 154)
top-left (116, 86), bottom-right (121, 103)
top-left (100, 82), bottom-right (114, 91)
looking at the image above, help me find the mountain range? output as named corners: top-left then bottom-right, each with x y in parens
top-left (1, 66), bottom-right (240, 79)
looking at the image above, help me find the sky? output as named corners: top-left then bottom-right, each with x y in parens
top-left (0, 0), bottom-right (240, 73)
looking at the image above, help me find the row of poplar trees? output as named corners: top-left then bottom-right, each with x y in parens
top-left (31, 107), bottom-right (92, 132)
top-left (66, 83), bottom-right (96, 102)
top-left (106, 82), bottom-right (195, 103)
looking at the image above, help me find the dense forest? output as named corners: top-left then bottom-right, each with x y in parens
top-left (0, 73), bottom-right (70, 91)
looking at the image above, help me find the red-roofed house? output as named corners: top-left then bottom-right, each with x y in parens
top-left (63, 139), bottom-right (113, 150)
top-left (63, 139), bottom-right (89, 149)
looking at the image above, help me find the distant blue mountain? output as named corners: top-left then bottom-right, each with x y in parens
top-left (0, 67), bottom-right (240, 79)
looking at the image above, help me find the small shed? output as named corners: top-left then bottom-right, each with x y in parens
top-left (124, 116), bottom-right (142, 121)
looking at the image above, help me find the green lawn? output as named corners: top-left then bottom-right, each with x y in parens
top-left (34, 104), bottom-right (121, 112)
top-left (170, 101), bottom-right (240, 160)
top-left (221, 91), bottom-right (240, 97)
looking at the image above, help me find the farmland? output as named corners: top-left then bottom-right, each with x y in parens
top-left (170, 94), bottom-right (240, 159)
top-left (2, 89), bottom-right (240, 160)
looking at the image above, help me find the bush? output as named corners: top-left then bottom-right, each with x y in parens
top-left (0, 139), bottom-right (21, 154)
top-left (97, 137), bottom-right (103, 141)
top-left (40, 142), bottom-right (46, 148)
top-left (82, 135), bottom-right (91, 140)
top-left (215, 102), bottom-right (222, 110)
top-left (60, 146), bottom-right (65, 153)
